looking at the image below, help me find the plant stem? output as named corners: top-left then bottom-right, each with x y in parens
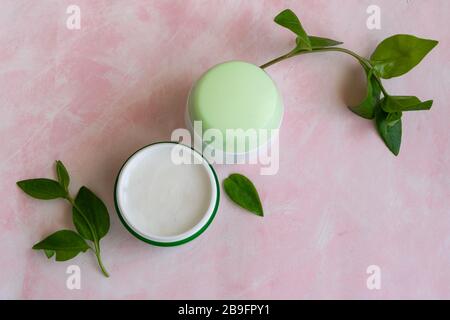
top-left (260, 46), bottom-right (389, 96)
top-left (372, 75), bottom-right (389, 97)
top-left (66, 195), bottom-right (110, 277)
top-left (259, 49), bottom-right (298, 69)
top-left (316, 47), bottom-right (371, 69)
top-left (94, 247), bottom-right (109, 277)
top-left (261, 47), bottom-right (370, 69)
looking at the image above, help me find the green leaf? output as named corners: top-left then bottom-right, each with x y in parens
top-left (55, 160), bottom-right (70, 191)
top-left (32, 230), bottom-right (89, 261)
top-left (348, 70), bottom-right (382, 119)
top-left (72, 186), bottom-right (110, 241)
top-left (17, 178), bottom-right (67, 200)
top-left (274, 9), bottom-right (311, 50)
top-left (376, 108), bottom-right (402, 156)
top-left (294, 36), bottom-right (342, 53)
top-left (223, 174), bottom-right (264, 216)
top-left (381, 95), bottom-right (433, 112)
top-left (386, 111), bottom-right (402, 126)
top-left (308, 36), bottom-right (343, 48)
top-left (44, 249), bottom-right (55, 258)
top-left (370, 34), bottom-right (438, 79)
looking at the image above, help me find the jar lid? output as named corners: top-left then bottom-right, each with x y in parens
top-left (114, 142), bottom-right (220, 246)
top-left (188, 61), bottom-right (283, 154)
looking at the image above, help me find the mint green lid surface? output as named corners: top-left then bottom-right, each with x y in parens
top-left (188, 61), bottom-right (283, 153)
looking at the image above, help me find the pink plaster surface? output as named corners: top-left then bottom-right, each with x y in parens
top-left (1, 0), bottom-right (449, 299)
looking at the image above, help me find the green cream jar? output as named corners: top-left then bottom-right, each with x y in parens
top-left (186, 61), bottom-right (284, 160)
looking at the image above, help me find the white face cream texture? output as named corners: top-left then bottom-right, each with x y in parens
top-left (117, 144), bottom-right (213, 238)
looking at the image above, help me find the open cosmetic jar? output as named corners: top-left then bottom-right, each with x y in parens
top-left (114, 142), bottom-right (220, 246)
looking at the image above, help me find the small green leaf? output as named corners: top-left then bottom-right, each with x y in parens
top-left (33, 230), bottom-right (90, 262)
top-left (55, 160), bottom-right (70, 191)
top-left (386, 111), bottom-right (402, 126)
top-left (17, 178), bottom-right (67, 200)
top-left (294, 36), bottom-right (342, 53)
top-left (73, 186), bottom-right (110, 241)
top-left (370, 34), bottom-right (438, 79)
top-left (308, 36), bottom-right (343, 48)
top-left (348, 70), bottom-right (381, 119)
top-left (376, 108), bottom-right (402, 156)
top-left (44, 250), bottom-right (55, 259)
top-left (223, 174), bottom-right (264, 216)
top-left (381, 95), bottom-right (433, 112)
top-left (275, 9), bottom-right (311, 50)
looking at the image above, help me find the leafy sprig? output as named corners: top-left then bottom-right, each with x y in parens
top-left (261, 9), bottom-right (438, 155)
top-left (17, 161), bottom-right (110, 277)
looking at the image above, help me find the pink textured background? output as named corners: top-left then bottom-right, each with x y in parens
top-left (1, 0), bottom-right (449, 299)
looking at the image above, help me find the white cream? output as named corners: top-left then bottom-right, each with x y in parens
top-left (116, 143), bottom-right (215, 240)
